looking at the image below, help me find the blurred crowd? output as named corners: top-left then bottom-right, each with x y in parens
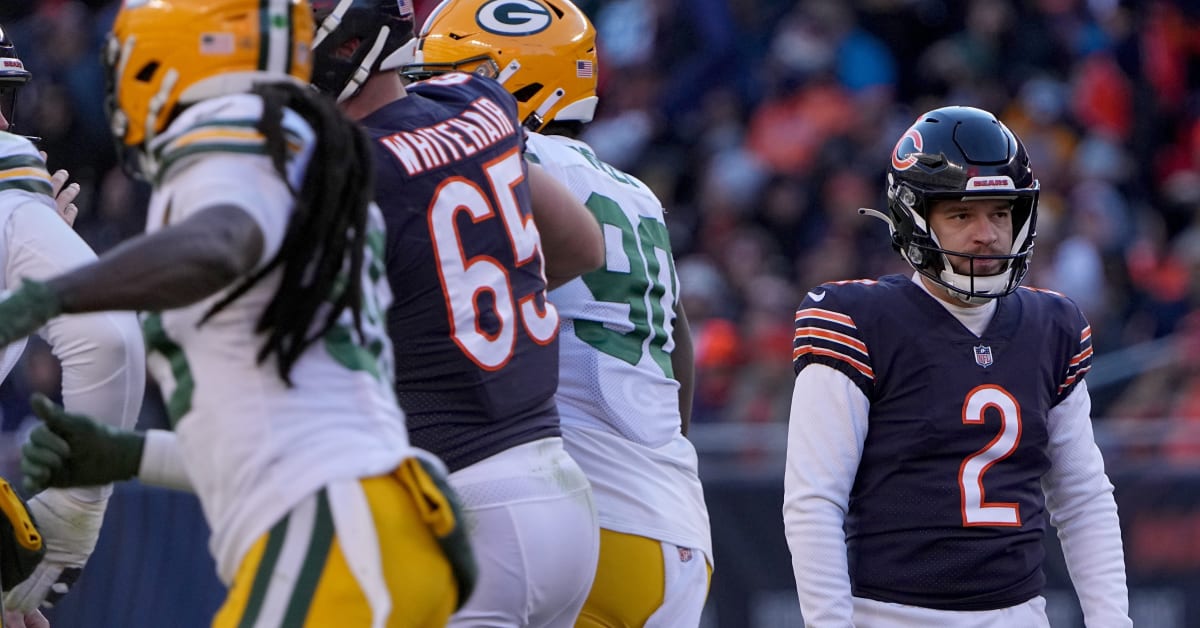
top-left (0, 0), bottom-right (1197, 463)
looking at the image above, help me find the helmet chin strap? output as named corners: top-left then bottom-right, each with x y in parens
top-left (938, 263), bottom-right (1010, 304)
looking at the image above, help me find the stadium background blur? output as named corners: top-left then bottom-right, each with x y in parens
top-left (0, 0), bottom-right (1197, 626)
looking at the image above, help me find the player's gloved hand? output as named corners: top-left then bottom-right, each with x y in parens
top-left (3, 489), bottom-right (104, 613)
top-left (0, 476), bottom-right (44, 593)
top-left (21, 393), bottom-right (145, 494)
top-left (0, 280), bottom-right (61, 348)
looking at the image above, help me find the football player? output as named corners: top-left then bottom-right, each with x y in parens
top-left (5, 0), bottom-right (474, 625)
top-left (0, 23), bottom-right (145, 628)
top-left (308, 1), bottom-right (605, 626)
top-left (783, 106), bottom-right (1131, 626)
top-left (404, 1), bottom-right (713, 625)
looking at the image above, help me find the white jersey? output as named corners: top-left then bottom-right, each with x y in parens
top-left (528, 132), bottom-right (710, 558)
top-left (0, 132), bottom-right (144, 434)
top-left (142, 95), bottom-right (411, 584)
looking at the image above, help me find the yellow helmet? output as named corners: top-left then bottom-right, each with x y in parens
top-left (105, 0), bottom-right (314, 152)
top-left (404, 0), bottom-right (598, 132)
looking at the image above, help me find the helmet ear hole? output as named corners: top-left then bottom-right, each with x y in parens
top-left (135, 62), bottom-right (159, 82)
top-left (511, 83), bottom-right (543, 102)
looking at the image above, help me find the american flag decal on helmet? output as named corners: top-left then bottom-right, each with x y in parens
top-left (974, 344), bottom-right (994, 368)
top-left (576, 59), bottom-right (593, 78)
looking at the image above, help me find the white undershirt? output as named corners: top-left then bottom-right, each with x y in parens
top-left (912, 272), bottom-right (997, 336)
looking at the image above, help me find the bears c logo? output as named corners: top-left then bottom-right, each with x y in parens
top-left (476, 0), bottom-right (552, 36)
top-left (891, 128), bottom-right (923, 171)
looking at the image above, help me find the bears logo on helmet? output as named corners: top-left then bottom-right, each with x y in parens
top-left (891, 128), bottom-right (923, 171)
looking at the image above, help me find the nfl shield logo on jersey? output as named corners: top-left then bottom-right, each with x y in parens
top-left (973, 345), bottom-right (994, 368)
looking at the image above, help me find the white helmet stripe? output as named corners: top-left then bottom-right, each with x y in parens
top-left (262, 0), bottom-right (293, 75)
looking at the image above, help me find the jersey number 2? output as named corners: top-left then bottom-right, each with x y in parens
top-left (959, 385), bottom-right (1022, 527)
top-left (429, 149), bottom-right (558, 371)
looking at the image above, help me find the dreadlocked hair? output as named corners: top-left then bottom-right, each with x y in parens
top-left (201, 81), bottom-right (375, 385)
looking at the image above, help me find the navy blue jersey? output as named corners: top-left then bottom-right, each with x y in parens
top-left (360, 73), bottom-right (560, 472)
top-left (792, 274), bottom-right (1094, 610)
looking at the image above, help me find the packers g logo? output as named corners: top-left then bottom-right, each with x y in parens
top-left (476, 0), bottom-right (552, 36)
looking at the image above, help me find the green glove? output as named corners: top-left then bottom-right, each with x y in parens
top-left (0, 279), bottom-right (62, 347)
top-left (20, 394), bottom-right (146, 494)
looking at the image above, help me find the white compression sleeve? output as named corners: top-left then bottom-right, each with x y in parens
top-left (782, 363), bottom-right (869, 626)
top-left (138, 429), bottom-right (194, 492)
top-left (1042, 381), bottom-right (1131, 627)
top-left (5, 201), bottom-right (146, 505)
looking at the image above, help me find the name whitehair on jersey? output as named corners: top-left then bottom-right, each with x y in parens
top-left (379, 97), bottom-right (517, 176)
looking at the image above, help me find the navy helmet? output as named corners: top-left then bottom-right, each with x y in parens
top-left (0, 23), bottom-right (32, 135)
top-left (311, 0), bottom-right (416, 102)
top-left (862, 106), bottom-right (1039, 301)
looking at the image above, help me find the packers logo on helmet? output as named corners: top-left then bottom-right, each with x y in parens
top-left (404, 0), bottom-right (598, 132)
top-left (105, 0), bottom-right (313, 173)
top-left (476, 0), bottom-right (552, 36)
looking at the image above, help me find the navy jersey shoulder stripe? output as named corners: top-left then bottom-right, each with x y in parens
top-left (793, 284), bottom-right (875, 395)
top-left (1020, 286), bottom-right (1094, 402)
top-left (1058, 324), bottom-right (1093, 398)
